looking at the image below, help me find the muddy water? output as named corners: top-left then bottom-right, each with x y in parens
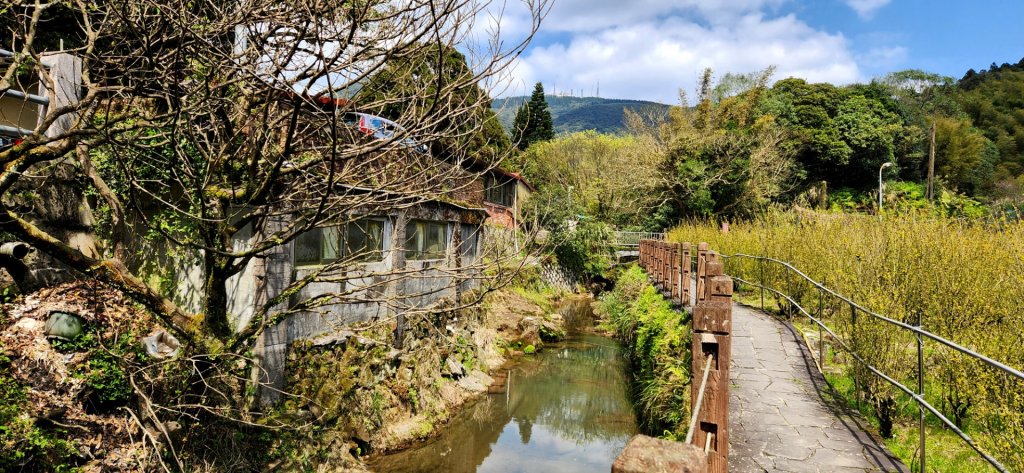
top-left (368, 297), bottom-right (637, 473)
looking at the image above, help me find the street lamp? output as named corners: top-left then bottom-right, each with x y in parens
top-left (878, 162), bottom-right (893, 213)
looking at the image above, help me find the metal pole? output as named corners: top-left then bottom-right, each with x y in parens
top-left (818, 287), bottom-right (824, 368)
top-left (918, 311), bottom-right (926, 472)
top-left (759, 258), bottom-right (765, 310)
top-left (786, 264), bottom-right (793, 318)
top-left (851, 302), bottom-right (859, 404)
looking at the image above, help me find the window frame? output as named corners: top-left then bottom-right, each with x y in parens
top-left (485, 175), bottom-right (515, 207)
top-left (293, 218), bottom-right (386, 266)
top-left (405, 219), bottom-right (449, 261)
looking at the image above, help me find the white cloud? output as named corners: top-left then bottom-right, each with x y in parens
top-left (539, 0), bottom-right (789, 32)
top-left (858, 46), bottom-right (908, 67)
top-left (844, 0), bottom-right (891, 19)
top-left (504, 11), bottom-right (861, 103)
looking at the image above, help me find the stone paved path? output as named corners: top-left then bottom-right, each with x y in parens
top-left (728, 303), bottom-right (907, 472)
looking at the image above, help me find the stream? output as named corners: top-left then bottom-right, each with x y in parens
top-left (368, 297), bottom-right (638, 473)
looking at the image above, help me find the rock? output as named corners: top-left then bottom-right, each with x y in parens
top-left (612, 435), bottom-right (707, 473)
top-left (444, 357), bottom-right (466, 378)
top-left (518, 317), bottom-right (541, 346)
top-left (539, 320), bottom-right (564, 342)
top-left (457, 369), bottom-right (493, 393)
top-left (44, 311), bottom-right (84, 340)
top-left (311, 330), bottom-right (354, 347)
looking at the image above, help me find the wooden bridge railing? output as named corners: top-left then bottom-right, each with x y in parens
top-left (636, 239), bottom-right (733, 473)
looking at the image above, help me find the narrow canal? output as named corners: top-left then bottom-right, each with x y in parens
top-left (369, 297), bottom-right (638, 473)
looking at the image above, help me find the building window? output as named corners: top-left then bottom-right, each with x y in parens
top-left (294, 219), bottom-right (384, 265)
top-left (405, 220), bottom-right (448, 260)
top-left (485, 175), bottom-right (515, 207)
top-left (460, 224), bottom-right (480, 264)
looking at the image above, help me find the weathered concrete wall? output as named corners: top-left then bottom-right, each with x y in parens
top-left (244, 203), bottom-right (485, 403)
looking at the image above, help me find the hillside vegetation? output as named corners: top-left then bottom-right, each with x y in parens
top-left (512, 60), bottom-right (1024, 239)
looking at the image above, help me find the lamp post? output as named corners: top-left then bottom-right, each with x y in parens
top-left (878, 162), bottom-right (893, 214)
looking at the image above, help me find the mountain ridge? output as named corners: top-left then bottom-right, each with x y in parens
top-left (492, 95), bottom-right (671, 135)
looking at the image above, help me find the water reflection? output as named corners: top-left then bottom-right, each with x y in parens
top-left (369, 300), bottom-right (637, 473)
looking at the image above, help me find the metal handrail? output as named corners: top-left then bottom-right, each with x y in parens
top-left (719, 252), bottom-right (1018, 472)
top-left (612, 231), bottom-right (665, 247)
top-left (725, 253), bottom-right (1024, 382)
top-left (1, 88), bottom-right (49, 106)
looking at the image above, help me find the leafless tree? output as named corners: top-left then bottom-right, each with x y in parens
top-left (1, 0), bottom-right (548, 467)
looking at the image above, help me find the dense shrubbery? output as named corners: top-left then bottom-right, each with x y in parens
top-left (594, 266), bottom-right (692, 438)
top-left (828, 181), bottom-right (988, 218)
top-left (552, 220), bottom-right (614, 280)
top-left (671, 211), bottom-right (1024, 470)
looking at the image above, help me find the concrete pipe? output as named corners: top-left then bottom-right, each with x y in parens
top-left (0, 242), bottom-right (32, 259)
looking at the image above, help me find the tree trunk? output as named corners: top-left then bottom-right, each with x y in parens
top-left (0, 207), bottom-right (195, 342)
top-left (202, 253), bottom-right (233, 340)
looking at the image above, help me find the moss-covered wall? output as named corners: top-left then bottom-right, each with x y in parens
top-left (594, 265), bottom-right (693, 439)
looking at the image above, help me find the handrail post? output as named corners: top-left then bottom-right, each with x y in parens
top-left (917, 311), bottom-right (926, 473)
top-left (785, 263), bottom-right (793, 318)
top-left (691, 251), bottom-right (732, 473)
top-left (759, 257), bottom-right (765, 310)
top-left (851, 302), bottom-right (860, 404)
top-left (818, 287), bottom-right (825, 369)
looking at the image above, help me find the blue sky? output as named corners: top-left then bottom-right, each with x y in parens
top-left (490, 0), bottom-right (1024, 103)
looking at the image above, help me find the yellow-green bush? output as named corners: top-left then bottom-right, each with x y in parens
top-left (670, 211), bottom-right (1023, 470)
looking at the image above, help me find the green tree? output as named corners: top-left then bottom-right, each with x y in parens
top-left (512, 82), bottom-right (555, 150)
top-left (955, 61), bottom-right (1024, 199)
top-left (656, 68), bottom-right (798, 220)
top-left (934, 116), bottom-right (997, 194)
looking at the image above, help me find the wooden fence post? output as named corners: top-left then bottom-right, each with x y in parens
top-left (660, 243), bottom-right (667, 288)
top-left (670, 242), bottom-right (680, 302)
top-left (696, 242), bottom-right (709, 303)
top-left (642, 240), bottom-right (648, 270)
top-left (691, 251), bottom-right (732, 473)
top-left (681, 243), bottom-right (691, 306)
top-left (666, 243), bottom-right (672, 289)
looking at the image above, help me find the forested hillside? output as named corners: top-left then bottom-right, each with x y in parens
top-left (956, 59), bottom-right (1024, 195)
top-left (511, 59), bottom-right (1024, 233)
top-left (493, 96), bottom-right (670, 134)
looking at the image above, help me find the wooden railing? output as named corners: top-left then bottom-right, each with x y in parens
top-left (638, 239), bottom-right (733, 473)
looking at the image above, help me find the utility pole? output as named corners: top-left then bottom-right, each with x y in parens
top-left (927, 121), bottom-right (936, 201)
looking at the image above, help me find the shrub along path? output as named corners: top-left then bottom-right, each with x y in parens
top-left (727, 303), bottom-right (908, 472)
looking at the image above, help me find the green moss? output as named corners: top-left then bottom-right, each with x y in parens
top-left (524, 344), bottom-right (536, 354)
top-left (595, 265), bottom-right (692, 438)
top-left (0, 349), bottom-right (79, 471)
